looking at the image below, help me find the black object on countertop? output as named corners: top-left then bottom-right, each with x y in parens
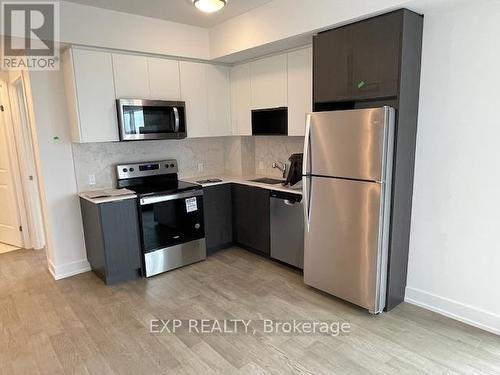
top-left (284, 153), bottom-right (303, 187)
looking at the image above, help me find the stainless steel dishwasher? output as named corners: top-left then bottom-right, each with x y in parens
top-left (270, 190), bottom-right (304, 269)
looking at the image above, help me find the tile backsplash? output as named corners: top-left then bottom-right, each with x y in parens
top-left (72, 136), bottom-right (305, 192)
top-left (72, 138), bottom-right (226, 191)
top-left (254, 136), bottom-right (305, 178)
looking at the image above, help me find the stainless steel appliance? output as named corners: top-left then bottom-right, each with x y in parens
top-left (303, 107), bottom-right (395, 314)
top-left (252, 107), bottom-right (288, 135)
top-left (270, 191), bottom-right (304, 269)
top-left (117, 99), bottom-right (186, 141)
top-left (116, 160), bottom-right (205, 277)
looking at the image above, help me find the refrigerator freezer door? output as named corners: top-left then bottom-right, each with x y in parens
top-left (303, 175), bottom-right (387, 313)
top-left (304, 107), bottom-right (394, 182)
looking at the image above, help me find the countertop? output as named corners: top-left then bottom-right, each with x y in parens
top-left (183, 174), bottom-right (303, 196)
top-left (78, 175), bottom-right (302, 204)
top-left (79, 189), bottom-right (137, 204)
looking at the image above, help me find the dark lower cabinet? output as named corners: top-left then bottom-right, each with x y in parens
top-left (203, 184), bottom-right (233, 255)
top-left (232, 184), bottom-right (270, 256)
top-left (80, 198), bottom-right (142, 284)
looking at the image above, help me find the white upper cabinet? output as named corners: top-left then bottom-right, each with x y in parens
top-left (250, 54), bottom-right (287, 110)
top-left (62, 48), bottom-right (119, 143)
top-left (179, 61), bottom-right (208, 138)
top-left (206, 65), bottom-right (232, 137)
top-left (180, 61), bottom-right (232, 138)
top-left (230, 63), bottom-right (252, 136)
top-left (148, 58), bottom-right (181, 100)
top-left (112, 54), bottom-right (150, 99)
top-left (287, 47), bottom-right (312, 136)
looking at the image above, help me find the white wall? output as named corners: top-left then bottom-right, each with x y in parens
top-left (406, 0), bottom-right (500, 334)
top-left (59, 1), bottom-right (210, 60)
top-left (209, 0), bottom-right (461, 61)
top-left (28, 70), bottom-right (89, 279)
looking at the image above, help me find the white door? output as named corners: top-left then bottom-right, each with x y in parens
top-left (0, 87), bottom-right (23, 247)
top-left (230, 63), bottom-right (252, 136)
top-left (112, 53), bottom-right (150, 99)
top-left (179, 61), bottom-right (208, 138)
top-left (148, 58), bottom-right (181, 100)
top-left (250, 53), bottom-right (287, 109)
top-left (206, 65), bottom-right (232, 136)
top-left (64, 49), bottom-right (119, 143)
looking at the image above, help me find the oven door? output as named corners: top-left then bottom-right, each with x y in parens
top-left (139, 190), bottom-right (206, 276)
top-left (117, 99), bottom-right (186, 141)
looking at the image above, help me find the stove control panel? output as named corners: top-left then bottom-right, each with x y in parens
top-left (116, 160), bottom-right (178, 180)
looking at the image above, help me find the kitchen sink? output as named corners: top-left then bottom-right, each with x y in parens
top-left (249, 177), bottom-right (285, 185)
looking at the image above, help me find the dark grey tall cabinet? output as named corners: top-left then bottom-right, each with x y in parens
top-left (80, 198), bottom-right (143, 285)
top-left (313, 9), bottom-right (424, 310)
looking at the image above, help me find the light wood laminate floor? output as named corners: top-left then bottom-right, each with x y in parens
top-left (0, 247), bottom-right (499, 374)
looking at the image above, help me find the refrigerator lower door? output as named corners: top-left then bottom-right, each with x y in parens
top-left (303, 176), bottom-right (388, 313)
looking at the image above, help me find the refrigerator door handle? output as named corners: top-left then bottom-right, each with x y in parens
top-left (303, 114), bottom-right (312, 176)
top-left (303, 114), bottom-right (312, 231)
top-left (303, 176), bottom-right (312, 231)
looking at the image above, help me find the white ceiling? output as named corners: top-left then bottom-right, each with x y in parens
top-left (62, 0), bottom-right (274, 28)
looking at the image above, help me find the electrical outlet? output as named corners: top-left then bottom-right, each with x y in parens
top-left (198, 163), bottom-right (204, 172)
top-left (258, 161), bottom-right (265, 170)
top-left (88, 174), bottom-right (96, 186)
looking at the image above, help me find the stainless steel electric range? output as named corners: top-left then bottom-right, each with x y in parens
top-left (116, 160), bottom-right (205, 277)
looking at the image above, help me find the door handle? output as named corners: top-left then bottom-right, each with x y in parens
top-left (173, 107), bottom-right (180, 132)
top-left (303, 176), bottom-right (312, 232)
top-left (303, 114), bottom-right (312, 176)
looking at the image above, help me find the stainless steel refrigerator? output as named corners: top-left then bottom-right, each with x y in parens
top-left (303, 107), bottom-right (395, 314)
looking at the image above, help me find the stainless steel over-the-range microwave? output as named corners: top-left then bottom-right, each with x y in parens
top-left (116, 99), bottom-right (187, 141)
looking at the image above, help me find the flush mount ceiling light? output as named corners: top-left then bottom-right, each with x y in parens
top-left (193, 0), bottom-right (227, 13)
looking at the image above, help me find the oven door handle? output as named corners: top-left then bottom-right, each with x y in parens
top-left (140, 190), bottom-right (203, 206)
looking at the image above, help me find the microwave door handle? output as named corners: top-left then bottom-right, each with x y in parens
top-left (173, 107), bottom-right (180, 132)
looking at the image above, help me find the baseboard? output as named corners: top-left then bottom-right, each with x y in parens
top-left (405, 287), bottom-right (500, 336)
top-left (48, 258), bottom-right (91, 280)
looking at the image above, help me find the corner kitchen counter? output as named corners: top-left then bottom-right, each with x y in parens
top-left (78, 188), bottom-right (137, 204)
top-left (184, 175), bottom-right (303, 196)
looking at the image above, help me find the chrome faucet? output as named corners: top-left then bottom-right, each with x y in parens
top-left (272, 161), bottom-right (287, 179)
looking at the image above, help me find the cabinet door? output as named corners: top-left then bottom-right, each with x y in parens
top-left (203, 184), bottom-right (233, 254)
top-left (313, 27), bottom-right (353, 103)
top-left (112, 54), bottom-right (150, 99)
top-left (179, 61), bottom-right (209, 138)
top-left (148, 57), bottom-right (181, 100)
top-left (65, 49), bottom-right (119, 143)
top-left (101, 199), bottom-right (142, 283)
top-left (232, 185), bottom-right (270, 256)
top-left (230, 63), bottom-right (252, 136)
top-left (352, 12), bottom-right (402, 100)
top-left (206, 65), bottom-right (232, 136)
top-left (287, 47), bottom-right (312, 136)
top-left (250, 54), bottom-right (287, 109)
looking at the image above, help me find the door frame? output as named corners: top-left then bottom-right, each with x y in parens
top-left (2, 71), bottom-right (46, 250)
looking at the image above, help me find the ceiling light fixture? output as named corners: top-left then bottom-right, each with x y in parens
top-left (193, 0), bottom-right (227, 13)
